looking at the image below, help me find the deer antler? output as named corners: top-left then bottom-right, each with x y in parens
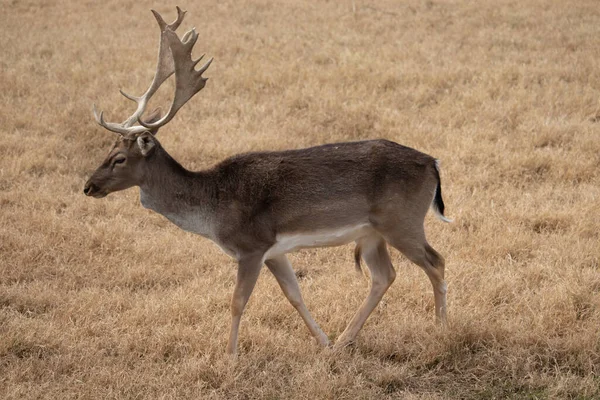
top-left (138, 28), bottom-right (213, 129)
top-left (93, 7), bottom-right (212, 136)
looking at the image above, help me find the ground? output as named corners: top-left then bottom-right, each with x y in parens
top-left (1, 0), bottom-right (599, 398)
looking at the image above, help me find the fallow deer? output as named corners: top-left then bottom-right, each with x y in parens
top-left (83, 7), bottom-right (451, 355)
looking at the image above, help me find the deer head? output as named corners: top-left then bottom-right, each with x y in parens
top-left (84, 7), bottom-right (212, 198)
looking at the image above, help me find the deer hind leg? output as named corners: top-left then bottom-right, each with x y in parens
top-left (335, 234), bottom-right (396, 348)
top-left (265, 255), bottom-right (329, 347)
top-left (379, 226), bottom-right (447, 324)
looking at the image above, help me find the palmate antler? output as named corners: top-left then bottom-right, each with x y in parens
top-left (93, 7), bottom-right (213, 136)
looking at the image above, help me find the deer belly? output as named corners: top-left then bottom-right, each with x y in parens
top-left (264, 223), bottom-right (374, 260)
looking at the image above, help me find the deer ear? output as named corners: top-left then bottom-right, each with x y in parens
top-left (137, 133), bottom-right (156, 157)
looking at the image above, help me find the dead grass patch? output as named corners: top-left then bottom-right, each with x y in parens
top-left (1, 0), bottom-right (600, 398)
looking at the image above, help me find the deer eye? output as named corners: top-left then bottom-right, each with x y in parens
top-left (112, 156), bottom-right (126, 167)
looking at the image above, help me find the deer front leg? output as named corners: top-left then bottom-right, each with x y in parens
top-left (265, 255), bottom-right (329, 347)
top-left (226, 255), bottom-right (264, 355)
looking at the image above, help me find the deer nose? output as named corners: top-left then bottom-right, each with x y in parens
top-left (83, 182), bottom-right (97, 196)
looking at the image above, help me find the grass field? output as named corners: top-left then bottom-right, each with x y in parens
top-left (1, 0), bottom-right (599, 398)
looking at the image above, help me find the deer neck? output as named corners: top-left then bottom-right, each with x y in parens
top-left (138, 147), bottom-right (216, 238)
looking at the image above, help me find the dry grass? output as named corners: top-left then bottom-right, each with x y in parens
top-left (1, 0), bottom-right (600, 398)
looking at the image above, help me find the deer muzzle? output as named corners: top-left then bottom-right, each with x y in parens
top-left (83, 181), bottom-right (105, 198)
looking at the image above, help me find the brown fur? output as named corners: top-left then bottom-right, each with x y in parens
top-left (84, 134), bottom-right (450, 354)
top-left (86, 137), bottom-right (444, 250)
